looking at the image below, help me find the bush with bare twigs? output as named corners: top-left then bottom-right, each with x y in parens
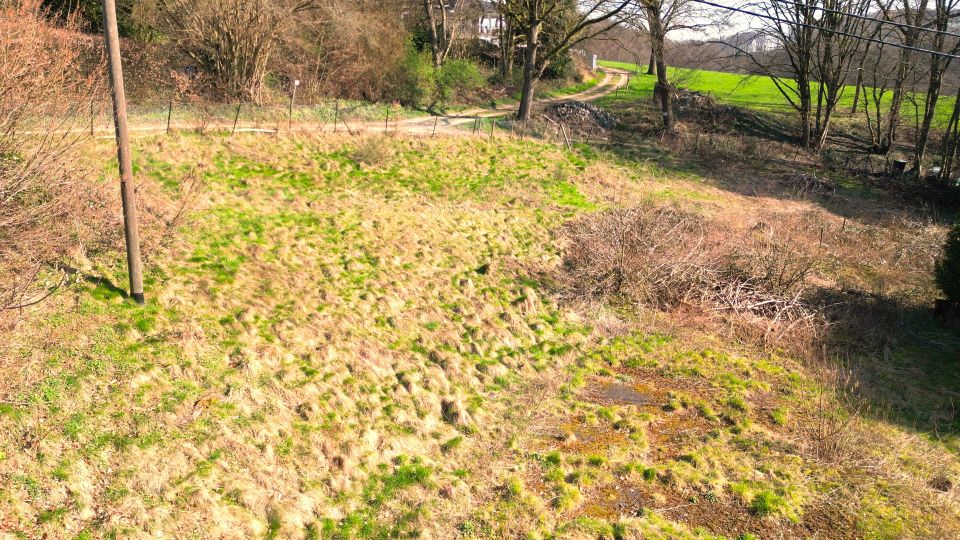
top-left (558, 204), bottom-right (824, 347)
top-left (558, 202), bottom-right (921, 360)
top-left (0, 1), bottom-right (111, 316)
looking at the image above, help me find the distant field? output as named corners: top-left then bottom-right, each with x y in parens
top-left (599, 60), bottom-right (957, 127)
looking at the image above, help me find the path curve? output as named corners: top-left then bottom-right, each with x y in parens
top-left (395, 66), bottom-right (630, 135)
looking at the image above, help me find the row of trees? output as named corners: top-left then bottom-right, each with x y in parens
top-left (625, 0), bottom-right (960, 173)
top-left (744, 0), bottom-right (960, 173)
top-left (46, 0), bottom-right (641, 118)
top-left (46, 0), bottom-right (960, 169)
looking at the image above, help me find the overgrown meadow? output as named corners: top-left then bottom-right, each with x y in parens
top-left (1, 132), bottom-right (958, 539)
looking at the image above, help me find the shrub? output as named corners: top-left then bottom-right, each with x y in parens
top-left (0, 1), bottom-right (111, 316)
top-left (156, 0), bottom-right (312, 100)
top-left (298, 2), bottom-right (408, 102)
top-left (559, 204), bottom-right (816, 319)
top-left (350, 137), bottom-right (395, 168)
top-left (391, 49), bottom-right (486, 109)
top-left (391, 46), bottom-right (436, 108)
top-left (557, 204), bottom-right (826, 353)
top-left (935, 221), bottom-right (960, 305)
top-left (434, 59), bottom-right (485, 107)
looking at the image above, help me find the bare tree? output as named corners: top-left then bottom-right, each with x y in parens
top-left (422, 0), bottom-right (459, 67)
top-left (742, 0), bottom-right (819, 146)
top-left (875, 0), bottom-right (930, 153)
top-left (496, 0), bottom-right (522, 79)
top-left (156, 0), bottom-right (316, 100)
top-left (502, 0), bottom-right (634, 121)
top-left (810, 0), bottom-right (871, 148)
top-left (863, 21), bottom-right (901, 151)
top-left (912, 0), bottom-right (960, 171)
top-left (631, 0), bottom-right (711, 131)
top-left (737, 0), bottom-right (869, 148)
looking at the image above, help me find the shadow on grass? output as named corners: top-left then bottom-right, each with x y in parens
top-left (60, 264), bottom-right (130, 301)
top-left (808, 287), bottom-right (960, 450)
top-left (575, 99), bottom-right (960, 448)
top-left (592, 99), bottom-right (956, 228)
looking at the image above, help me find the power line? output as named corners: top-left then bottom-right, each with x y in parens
top-left (768, 0), bottom-right (960, 41)
top-left (692, 0), bottom-right (960, 60)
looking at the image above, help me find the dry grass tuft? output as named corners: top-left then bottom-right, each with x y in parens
top-left (350, 135), bottom-right (396, 168)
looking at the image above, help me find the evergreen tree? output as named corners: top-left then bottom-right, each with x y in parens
top-left (936, 221), bottom-right (960, 304)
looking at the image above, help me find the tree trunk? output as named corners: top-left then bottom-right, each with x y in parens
top-left (883, 47), bottom-right (915, 153)
top-left (814, 98), bottom-right (834, 149)
top-left (850, 56), bottom-right (865, 114)
top-left (939, 85), bottom-right (960, 182)
top-left (647, 5), bottom-right (671, 131)
top-left (655, 57), bottom-right (671, 130)
top-left (517, 22), bottom-right (541, 121)
top-left (914, 62), bottom-right (944, 172)
top-left (499, 13), bottom-right (514, 79)
top-left (423, 0), bottom-right (442, 68)
top-left (799, 80), bottom-right (812, 147)
top-left (647, 51), bottom-right (655, 75)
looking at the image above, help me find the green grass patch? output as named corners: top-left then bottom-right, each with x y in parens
top-left (598, 60), bottom-right (956, 126)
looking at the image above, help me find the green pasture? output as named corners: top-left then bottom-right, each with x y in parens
top-left (599, 60), bottom-right (957, 128)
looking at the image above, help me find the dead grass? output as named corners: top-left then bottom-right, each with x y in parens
top-left (1, 129), bottom-right (958, 539)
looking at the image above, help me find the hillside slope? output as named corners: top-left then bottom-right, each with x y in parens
top-left (1, 133), bottom-right (958, 539)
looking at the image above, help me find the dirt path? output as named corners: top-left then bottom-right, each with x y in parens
top-left (395, 67), bottom-right (629, 136)
top-left (84, 67), bottom-right (630, 139)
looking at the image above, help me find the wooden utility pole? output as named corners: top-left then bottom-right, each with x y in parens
top-left (101, 0), bottom-right (145, 304)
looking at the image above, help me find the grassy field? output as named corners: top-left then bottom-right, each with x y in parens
top-left (1, 129), bottom-right (959, 539)
top-left (599, 60), bottom-right (957, 126)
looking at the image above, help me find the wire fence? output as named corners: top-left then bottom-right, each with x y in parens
top-left (78, 98), bottom-right (432, 137)
top-left (58, 96), bottom-right (616, 149)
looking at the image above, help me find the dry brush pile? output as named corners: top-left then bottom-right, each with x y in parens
top-left (557, 202), bottom-right (907, 356)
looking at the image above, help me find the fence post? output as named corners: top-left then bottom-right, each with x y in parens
top-left (334, 100), bottom-right (339, 133)
top-left (232, 101), bottom-right (242, 135)
top-left (89, 99), bottom-right (95, 137)
top-left (385, 108), bottom-right (390, 134)
top-left (288, 79), bottom-right (300, 131)
top-left (473, 115), bottom-right (479, 134)
top-left (560, 123), bottom-right (572, 151)
top-left (489, 117), bottom-right (495, 140)
top-left (432, 116), bottom-right (439, 137)
top-left (165, 96), bottom-right (173, 135)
